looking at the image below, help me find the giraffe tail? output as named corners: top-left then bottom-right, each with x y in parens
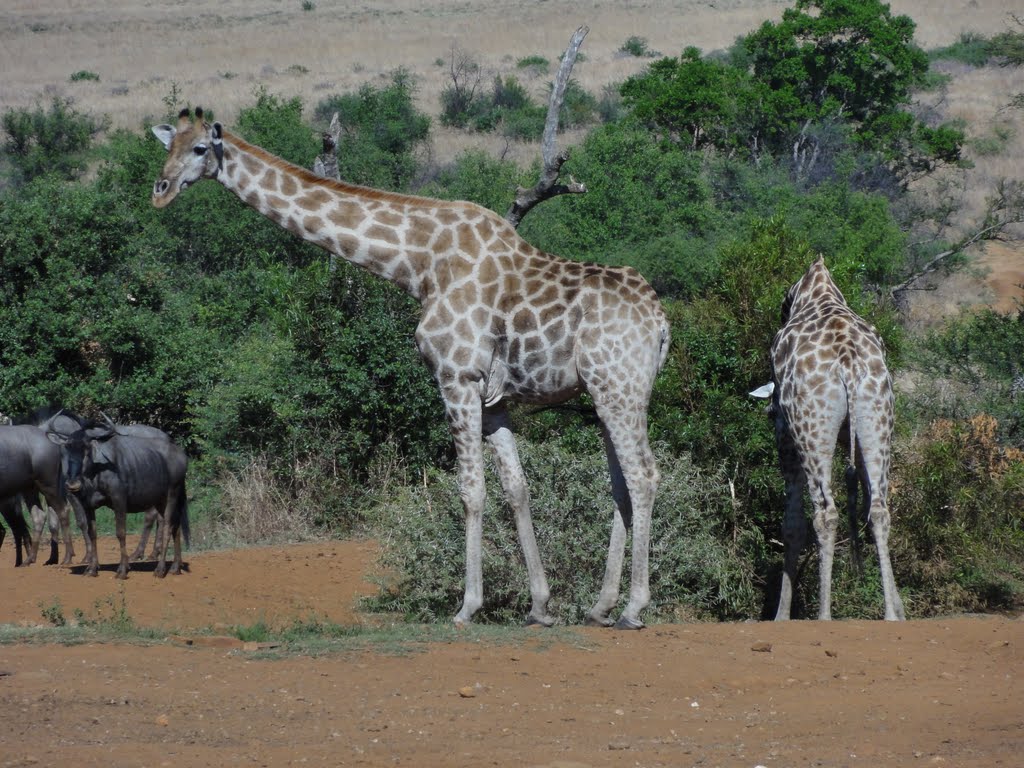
top-left (655, 321), bottom-right (671, 373)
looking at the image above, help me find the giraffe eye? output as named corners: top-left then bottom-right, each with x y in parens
top-left (193, 145), bottom-right (208, 156)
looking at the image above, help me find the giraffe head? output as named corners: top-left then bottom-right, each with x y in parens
top-left (150, 108), bottom-right (224, 208)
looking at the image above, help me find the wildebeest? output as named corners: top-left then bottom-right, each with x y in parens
top-left (48, 424), bottom-right (190, 579)
top-left (0, 425), bottom-right (72, 566)
top-left (97, 413), bottom-right (179, 562)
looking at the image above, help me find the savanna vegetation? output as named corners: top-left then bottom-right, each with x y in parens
top-left (1, 0), bottom-right (1022, 623)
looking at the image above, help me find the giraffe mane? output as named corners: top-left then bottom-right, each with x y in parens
top-left (222, 129), bottom-right (479, 214)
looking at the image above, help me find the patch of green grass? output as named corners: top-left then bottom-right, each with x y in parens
top-left (3, 608), bottom-right (590, 657)
top-left (69, 70), bottom-right (100, 83)
top-left (516, 55), bottom-right (550, 75)
top-left (620, 36), bottom-right (660, 58)
top-left (970, 123), bottom-right (1014, 157)
top-left (928, 32), bottom-right (992, 67)
top-left (38, 598), bottom-right (67, 627)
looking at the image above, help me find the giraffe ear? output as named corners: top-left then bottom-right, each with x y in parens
top-left (151, 124), bottom-right (176, 151)
top-left (749, 382), bottom-right (775, 399)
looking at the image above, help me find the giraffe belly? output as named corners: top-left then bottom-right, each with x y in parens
top-left (491, 359), bottom-right (582, 405)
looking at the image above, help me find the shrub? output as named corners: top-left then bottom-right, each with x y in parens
top-left (555, 79), bottom-right (598, 129)
top-left (928, 32), bottom-right (993, 67)
top-left (364, 440), bottom-right (761, 624)
top-left (516, 55), bottom-right (550, 75)
top-left (69, 70), bottom-right (100, 82)
top-left (1, 97), bottom-right (105, 184)
top-left (620, 36), bottom-right (659, 58)
top-left (889, 415), bottom-right (1024, 615)
top-left (315, 69), bottom-right (431, 190)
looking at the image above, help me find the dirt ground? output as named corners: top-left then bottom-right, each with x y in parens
top-left (1, 537), bottom-right (1022, 768)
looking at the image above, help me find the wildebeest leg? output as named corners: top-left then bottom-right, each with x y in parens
top-left (129, 508), bottom-right (159, 561)
top-left (1, 497), bottom-right (33, 567)
top-left (27, 500), bottom-right (60, 565)
top-left (54, 500), bottom-right (75, 566)
top-left (167, 480), bottom-right (187, 576)
top-left (114, 508), bottom-right (131, 580)
top-left (82, 507), bottom-right (99, 577)
top-left (153, 509), bottom-right (170, 579)
top-left (66, 495), bottom-right (94, 569)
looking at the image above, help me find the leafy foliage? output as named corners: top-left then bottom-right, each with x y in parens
top-left (1, 97), bottom-right (106, 185)
top-left (622, 0), bottom-right (963, 182)
top-left (365, 440), bottom-right (761, 623)
top-left (313, 69), bottom-right (431, 190)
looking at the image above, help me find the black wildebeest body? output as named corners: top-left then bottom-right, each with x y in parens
top-left (96, 414), bottom-right (185, 562)
top-left (50, 428), bottom-right (189, 579)
top-left (15, 407), bottom-right (89, 564)
top-left (0, 425), bottom-right (70, 565)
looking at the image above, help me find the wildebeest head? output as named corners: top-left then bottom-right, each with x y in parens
top-left (46, 426), bottom-right (116, 494)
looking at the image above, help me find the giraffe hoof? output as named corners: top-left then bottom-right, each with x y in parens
top-left (584, 614), bottom-right (614, 628)
top-left (613, 616), bottom-right (645, 631)
top-left (525, 614), bottom-right (555, 628)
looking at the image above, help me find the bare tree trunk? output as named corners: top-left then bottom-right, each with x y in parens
top-left (313, 112), bottom-right (342, 273)
top-left (505, 25), bottom-right (590, 229)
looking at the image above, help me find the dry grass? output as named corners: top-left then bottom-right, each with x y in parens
top-left (214, 456), bottom-right (319, 547)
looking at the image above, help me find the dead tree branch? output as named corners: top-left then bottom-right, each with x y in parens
top-left (891, 178), bottom-right (1024, 305)
top-left (312, 112), bottom-right (341, 182)
top-left (505, 25), bottom-right (590, 229)
top-left (313, 112), bottom-right (342, 273)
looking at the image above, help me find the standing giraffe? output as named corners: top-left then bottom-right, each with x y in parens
top-left (750, 256), bottom-right (904, 621)
top-left (151, 109), bottom-right (670, 629)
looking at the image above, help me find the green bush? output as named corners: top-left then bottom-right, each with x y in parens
top-left (889, 416), bottom-right (1024, 615)
top-left (928, 32), bottom-right (993, 67)
top-left (314, 69), bottom-right (431, 190)
top-left (516, 55), bottom-right (550, 75)
top-left (1, 97), bottom-right (105, 185)
top-left (364, 440), bottom-right (761, 624)
top-left (620, 36), bottom-right (659, 58)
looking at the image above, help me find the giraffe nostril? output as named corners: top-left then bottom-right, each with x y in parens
top-left (155, 179), bottom-right (169, 194)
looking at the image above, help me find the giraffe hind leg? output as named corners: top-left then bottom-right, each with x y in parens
top-left (591, 404), bottom-right (659, 630)
top-left (584, 423), bottom-right (631, 627)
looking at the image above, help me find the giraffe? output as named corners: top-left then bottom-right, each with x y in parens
top-left (750, 256), bottom-right (905, 621)
top-left (151, 109), bottom-right (671, 629)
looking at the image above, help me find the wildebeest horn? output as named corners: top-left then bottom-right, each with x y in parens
top-left (40, 408), bottom-right (66, 432)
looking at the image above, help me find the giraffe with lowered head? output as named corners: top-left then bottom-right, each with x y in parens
top-left (151, 108), bottom-right (670, 629)
top-left (751, 256), bottom-right (904, 621)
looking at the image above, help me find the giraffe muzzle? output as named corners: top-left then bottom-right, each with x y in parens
top-left (152, 178), bottom-right (176, 208)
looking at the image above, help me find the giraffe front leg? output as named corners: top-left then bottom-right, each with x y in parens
top-left (447, 392), bottom-right (486, 627)
top-left (484, 410), bottom-right (554, 627)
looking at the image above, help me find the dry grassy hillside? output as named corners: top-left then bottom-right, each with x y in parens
top-left (1, 0), bottom-right (1021, 314)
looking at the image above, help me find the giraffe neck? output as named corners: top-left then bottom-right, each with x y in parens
top-left (783, 259), bottom-right (846, 322)
top-left (217, 130), bottom-right (438, 300)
